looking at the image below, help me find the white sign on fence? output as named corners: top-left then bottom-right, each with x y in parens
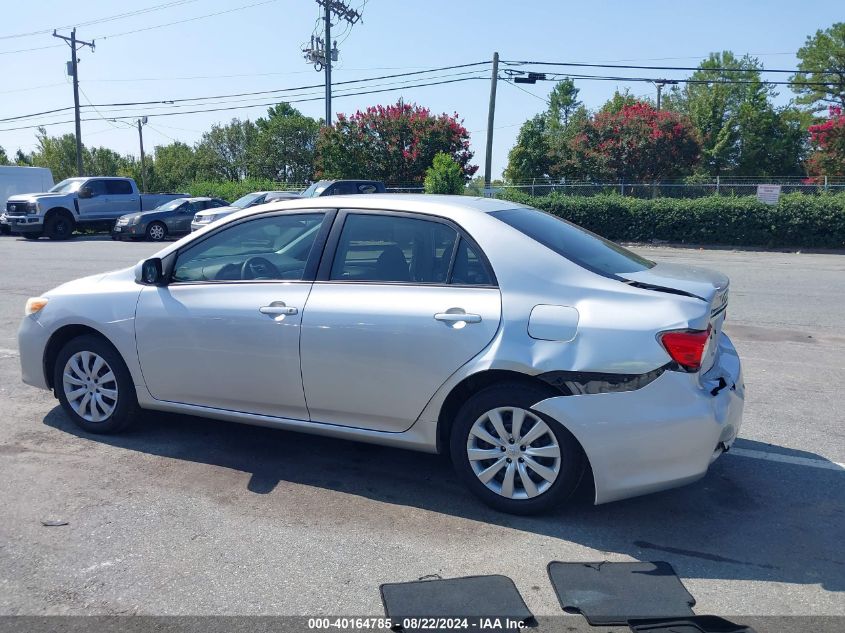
top-left (756, 184), bottom-right (782, 205)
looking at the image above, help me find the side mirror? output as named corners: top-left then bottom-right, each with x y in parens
top-left (78, 186), bottom-right (92, 199)
top-left (140, 258), bottom-right (165, 285)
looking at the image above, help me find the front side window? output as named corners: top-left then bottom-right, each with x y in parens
top-left (330, 213), bottom-right (468, 284)
top-left (490, 207), bottom-right (654, 276)
top-left (173, 213), bottom-right (325, 282)
top-left (87, 180), bottom-right (109, 196)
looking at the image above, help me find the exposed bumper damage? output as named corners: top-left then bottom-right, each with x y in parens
top-left (533, 332), bottom-right (744, 504)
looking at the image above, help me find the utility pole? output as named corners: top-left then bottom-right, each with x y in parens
top-left (303, 1), bottom-right (361, 126)
top-left (137, 117), bottom-right (148, 192)
top-left (53, 29), bottom-right (95, 176)
top-left (653, 79), bottom-right (678, 110)
top-left (483, 51), bottom-right (499, 196)
top-left (324, 1), bottom-right (331, 125)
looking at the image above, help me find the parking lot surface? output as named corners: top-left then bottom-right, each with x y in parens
top-left (0, 235), bottom-right (843, 619)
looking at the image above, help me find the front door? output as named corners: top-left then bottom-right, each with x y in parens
top-left (135, 211), bottom-right (329, 420)
top-left (300, 211), bottom-right (501, 432)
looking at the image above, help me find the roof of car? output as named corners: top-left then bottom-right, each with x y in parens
top-left (259, 193), bottom-right (522, 216)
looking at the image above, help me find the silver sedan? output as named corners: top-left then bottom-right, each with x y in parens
top-left (18, 195), bottom-right (744, 514)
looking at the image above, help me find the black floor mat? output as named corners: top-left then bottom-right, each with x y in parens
top-left (380, 575), bottom-right (534, 632)
top-left (629, 615), bottom-right (757, 633)
top-left (547, 561), bottom-right (696, 625)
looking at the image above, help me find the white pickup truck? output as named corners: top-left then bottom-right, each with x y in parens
top-left (5, 176), bottom-right (187, 240)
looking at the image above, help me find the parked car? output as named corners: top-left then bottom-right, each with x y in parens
top-left (300, 179), bottom-right (386, 197)
top-left (5, 177), bottom-right (187, 240)
top-left (113, 197), bottom-right (229, 241)
top-left (0, 166), bottom-right (54, 235)
top-left (18, 195), bottom-right (743, 514)
top-left (190, 190), bottom-right (301, 232)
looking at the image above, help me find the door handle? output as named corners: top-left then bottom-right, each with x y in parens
top-left (259, 303), bottom-right (298, 316)
top-left (434, 311), bottom-right (481, 323)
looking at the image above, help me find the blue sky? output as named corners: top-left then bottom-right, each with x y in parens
top-left (0, 0), bottom-right (839, 179)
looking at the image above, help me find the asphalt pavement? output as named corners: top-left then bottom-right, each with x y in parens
top-left (0, 235), bottom-right (842, 624)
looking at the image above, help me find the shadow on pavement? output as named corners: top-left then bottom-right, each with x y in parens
top-left (44, 407), bottom-right (845, 592)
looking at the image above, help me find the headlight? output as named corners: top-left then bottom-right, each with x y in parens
top-left (27, 202), bottom-right (39, 215)
top-left (196, 214), bottom-right (214, 224)
top-left (25, 297), bottom-right (48, 316)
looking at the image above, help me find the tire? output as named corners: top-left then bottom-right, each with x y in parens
top-left (44, 211), bottom-right (75, 240)
top-left (450, 382), bottom-right (584, 515)
top-left (146, 222), bottom-right (167, 242)
top-left (53, 334), bottom-right (139, 434)
top-left (22, 233), bottom-right (42, 240)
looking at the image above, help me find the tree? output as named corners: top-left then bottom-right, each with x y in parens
top-left (806, 106), bottom-right (845, 178)
top-left (153, 141), bottom-right (199, 191)
top-left (665, 52), bottom-right (804, 177)
top-left (600, 90), bottom-right (643, 115)
top-left (792, 23), bottom-right (845, 110)
top-left (0, 147), bottom-right (10, 165)
top-left (547, 79), bottom-right (582, 130)
top-left (24, 128), bottom-right (83, 181)
top-left (248, 103), bottom-right (320, 183)
top-left (424, 152), bottom-right (465, 194)
top-left (569, 101), bottom-right (700, 181)
top-left (503, 115), bottom-right (551, 183)
top-left (315, 101), bottom-right (477, 185)
top-left (195, 118), bottom-right (256, 181)
top-left (86, 147), bottom-right (131, 176)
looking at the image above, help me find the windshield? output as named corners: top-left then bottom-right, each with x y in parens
top-left (231, 193), bottom-right (264, 209)
top-left (155, 199), bottom-right (187, 212)
top-left (491, 207), bottom-right (655, 276)
top-left (301, 182), bottom-right (328, 198)
top-left (49, 179), bottom-right (84, 194)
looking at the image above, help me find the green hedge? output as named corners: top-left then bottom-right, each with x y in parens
top-left (185, 179), bottom-right (304, 202)
top-left (496, 191), bottom-right (845, 249)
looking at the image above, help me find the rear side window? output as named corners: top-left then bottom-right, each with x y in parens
top-left (491, 207), bottom-right (654, 276)
top-left (105, 180), bottom-right (133, 195)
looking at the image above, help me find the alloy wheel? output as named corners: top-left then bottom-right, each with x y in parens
top-left (466, 406), bottom-right (562, 499)
top-left (148, 224), bottom-right (166, 241)
top-left (62, 351), bottom-right (119, 422)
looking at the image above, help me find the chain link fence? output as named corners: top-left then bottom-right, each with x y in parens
top-left (496, 177), bottom-right (845, 198)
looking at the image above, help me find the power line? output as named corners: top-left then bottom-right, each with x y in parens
top-left (0, 0), bottom-right (275, 55)
top-left (503, 59), bottom-right (840, 75)
top-left (95, 0), bottom-right (278, 40)
top-left (0, 1), bottom-right (202, 40)
top-left (0, 75), bottom-right (486, 132)
top-left (0, 62), bottom-right (490, 123)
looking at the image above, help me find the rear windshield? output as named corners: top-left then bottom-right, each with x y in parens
top-left (490, 207), bottom-right (654, 276)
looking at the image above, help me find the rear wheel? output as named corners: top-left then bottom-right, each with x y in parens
top-left (450, 382), bottom-right (584, 514)
top-left (53, 335), bottom-right (138, 434)
top-left (146, 222), bottom-right (167, 242)
top-left (44, 212), bottom-right (75, 240)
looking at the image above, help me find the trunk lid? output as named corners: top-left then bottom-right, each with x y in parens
top-left (619, 262), bottom-right (730, 373)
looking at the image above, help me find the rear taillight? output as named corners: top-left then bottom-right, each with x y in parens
top-left (659, 326), bottom-right (711, 372)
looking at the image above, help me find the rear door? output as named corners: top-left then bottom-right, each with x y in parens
top-left (104, 179), bottom-right (140, 218)
top-left (300, 210), bottom-right (501, 432)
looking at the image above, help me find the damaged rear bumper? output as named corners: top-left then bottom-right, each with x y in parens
top-left (533, 332), bottom-right (744, 504)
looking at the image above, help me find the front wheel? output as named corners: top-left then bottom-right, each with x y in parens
top-left (146, 222), bottom-right (167, 241)
top-left (54, 335), bottom-right (138, 434)
top-left (450, 383), bottom-right (584, 515)
top-left (45, 212), bottom-right (75, 240)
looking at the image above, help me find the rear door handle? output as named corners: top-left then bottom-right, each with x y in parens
top-left (434, 312), bottom-right (481, 323)
top-left (259, 303), bottom-right (298, 316)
